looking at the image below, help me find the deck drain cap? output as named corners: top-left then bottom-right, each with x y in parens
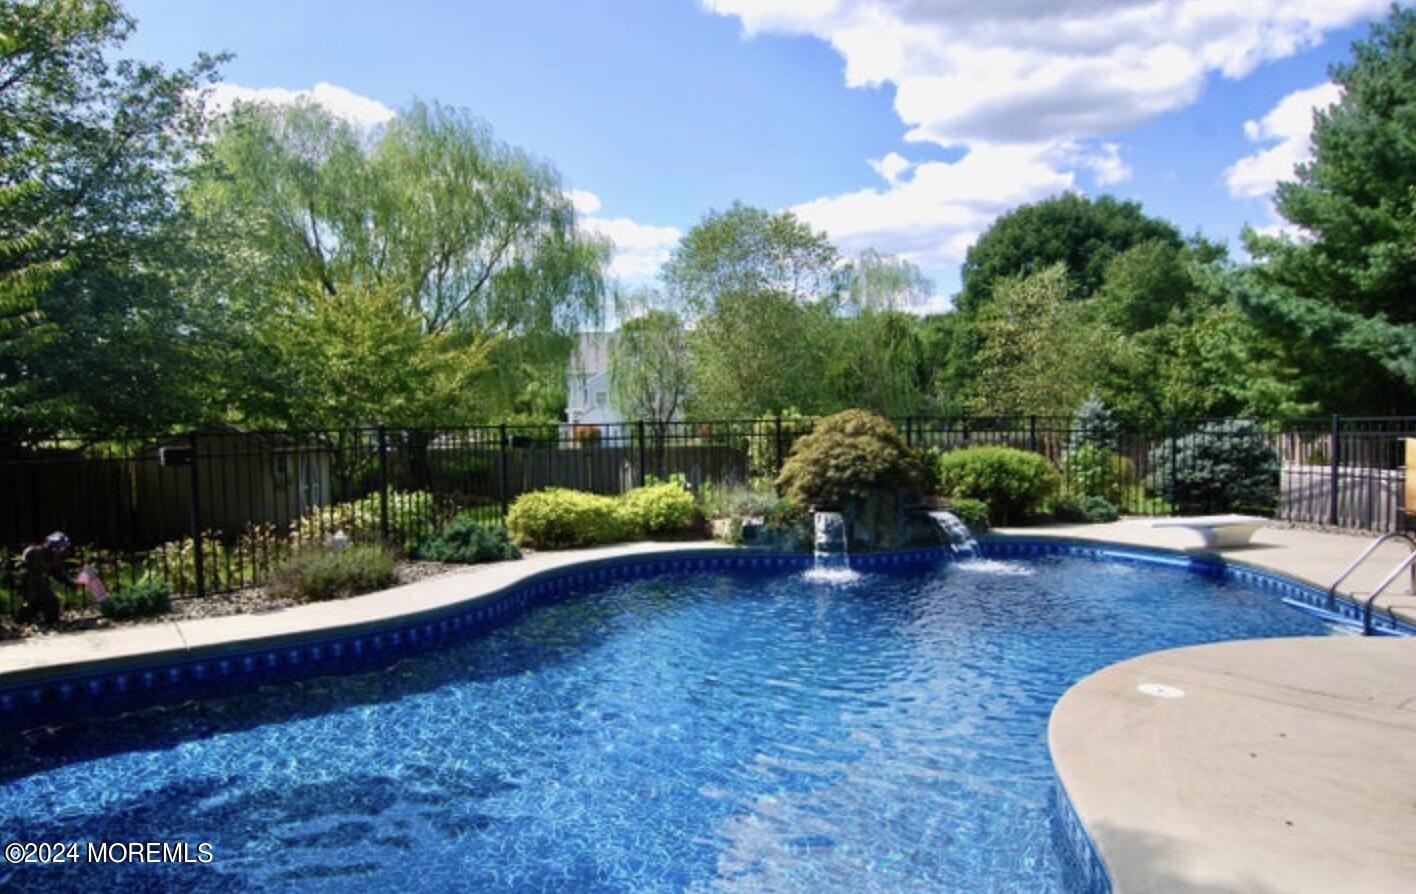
top-left (1137, 683), bottom-right (1185, 699)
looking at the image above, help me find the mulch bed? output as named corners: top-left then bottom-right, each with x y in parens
top-left (2, 559), bottom-right (472, 641)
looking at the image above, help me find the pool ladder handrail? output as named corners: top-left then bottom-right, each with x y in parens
top-left (1326, 532), bottom-right (1416, 635)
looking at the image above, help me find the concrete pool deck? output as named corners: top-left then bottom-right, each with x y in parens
top-left (0, 540), bottom-right (731, 685)
top-left (1003, 521), bottom-right (1416, 894)
top-left (1050, 636), bottom-right (1416, 894)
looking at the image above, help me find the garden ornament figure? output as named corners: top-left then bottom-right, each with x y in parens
top-left (19, 531), bottom-right (76, 625)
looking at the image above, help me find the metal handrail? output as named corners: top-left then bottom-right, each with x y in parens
top-left (1362, 551), bottom-right (1416, 635)
top-left (1327, 532), bottom-right (1416, 605)
top-left (1324, 531), bottom-right (1416, 635)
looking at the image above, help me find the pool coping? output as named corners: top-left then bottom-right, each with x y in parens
top-left (994, 529), bottom-right (1416, 894)
top-left (1048, 636), bottom-right (1416, 894)
top-left (3, 531), bottom-right (1408, 730)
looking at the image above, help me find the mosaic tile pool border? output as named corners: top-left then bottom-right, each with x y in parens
top-left (1052, 774), bottom-right (1113, 894)
top-left (2, 540), bottom-right (1406, 737)
top-left (980, 538), bottom-right (1416, 637)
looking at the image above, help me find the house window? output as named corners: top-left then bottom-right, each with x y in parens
top-left (595, 391), bottom-right (608, 408)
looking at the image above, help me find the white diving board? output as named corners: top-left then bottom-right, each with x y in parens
top-left (1151, 514), bottom-right (1267, 548)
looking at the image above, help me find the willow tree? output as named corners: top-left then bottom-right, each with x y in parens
top-left (186, 99), bottom-right (609, 427)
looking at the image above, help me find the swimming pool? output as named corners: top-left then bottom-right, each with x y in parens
top-left (0, 552), bottom-right (1338, 892)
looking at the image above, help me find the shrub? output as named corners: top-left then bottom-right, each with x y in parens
top-left (698, 478), bottom-right (781, 519)
top-left (1080, 495), bottom-right (1121, 523)
top-left (506, 488), bottom-right (631, 549)
top-left (747, 407), bottom-right (809, 476)
top-left (414, 513), bottom-right (521, 564)
top-left (1064, 444), bottom-right (1133, 505)
top-left (1051, 494), bottom-right (1121, 524)
top-left (291, 490), bottom-right (433, 549)
top-left (1148, 420), bottom-right (1279, 515)
top-left (1068, 394), bottom-right (1122, 452)
top-left (776, 410), bottom-right (923, 509)
top-left (100, 581), bottom-right (172, 620)
top-left (617, 477), bottom-right (699, 536)
top-left (935, 446), bottom-right (1061, 525)
top-left (266, 544), bottom-right (396, 603)
top-left (942, 498), bottom-right (991, 533)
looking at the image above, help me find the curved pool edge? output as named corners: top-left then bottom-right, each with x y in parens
top-left (0, 541), bottom-right (973, 733)
top-left (1047, 636), bottom-right (1416, 894)
top-left (3, 533), bottom-right (1407, 736)
top-left (999, 530), bottom-right (1414, 894)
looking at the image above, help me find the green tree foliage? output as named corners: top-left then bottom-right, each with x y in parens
top-left (666, 204), bottom-right (842, 417)
top-left (249, 280), bottom-right (494, 429)
top-left (661, 202), bottom-right (839, 312)
top-left (608, 306), bottom-right (691, 423)
top-left (964, 264), bottom-right (1100, 414)
top-left (1090, 249), bottom-right (1311, 419)
top-left (958, 193), bottom-right (1182, 315)
top-left (186, 99), bottom-right (608, 426)
top-left (0, 0), bottom-right (223, 444)
top-left (688, 289), bottom-right (836, 417)
top-left (1241, 6), bottom-right (1416, 412)
top-left (827, 251), bottom-right (934, 416)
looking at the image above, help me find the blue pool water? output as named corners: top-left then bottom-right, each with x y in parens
top-left (0, 556), bottom-right (1336, 893)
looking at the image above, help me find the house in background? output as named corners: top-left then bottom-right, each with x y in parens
top-left (565, 332), bottom-right (622, 429)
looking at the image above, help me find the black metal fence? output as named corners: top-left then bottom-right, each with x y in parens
top-left (2, 414), bottom-right (1412, 611)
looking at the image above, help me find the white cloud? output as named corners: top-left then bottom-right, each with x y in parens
top-left (705, 1), bottom-right (1382, 148)
top-left (704, 0), bottom-right (1381, 272)
top-left (868, 151), bottom-right (914, 185)
top-left (791, 142), bottom-right (1075, 269)
top-left (1225, 81), bottom-right (1342, 199)
top-left (1069, 142), bottom-right (1132, 187)
top-left (205, 81), bottom-right (396, 127)
top-left (572, 190), bottom-right (682, 280)
top-left (566, 189), bottom-right (603, 215)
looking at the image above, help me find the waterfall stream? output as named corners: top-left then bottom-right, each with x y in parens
top-left (805, 511), bottom-right (860, 583)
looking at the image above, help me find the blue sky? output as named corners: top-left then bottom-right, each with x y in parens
top-left (126, 0), bottom-right (1397, 304)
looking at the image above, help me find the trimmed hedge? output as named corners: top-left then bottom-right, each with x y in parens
top-left (935, 446), bottom-right (1061, 525)
top-left (266, 544), bottom-right (397, 603)
top-left (415, 513), bottom-right (521, 564)
top-left (1052, 494), bottom-right (1121, 523)
top-left (617, 479), bottom-right (699, 536)
top-left (507, 479), bottom-right (702, 549)
top-left (506, 489), bottom-right (631, 549)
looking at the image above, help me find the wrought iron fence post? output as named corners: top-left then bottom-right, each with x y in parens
top-left (774, 412), bottom-right (785, 475)
top-left (904, 415), bottom-right (914, 448)
top-left (187, 432), bottom-right (206, 599)
top-left (1168, 417), bottom-right (1179, 512)
top-left (1329, 414), bottom-right (1342, 526)
top-left (1029, 415), bottom-right (1038, 454)
top-left (499, 423), bottom-right (510, 519)
top-left (377, 426), bottom-right (390, 544)
top-left (637, 420), bottom-right (647, 487)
